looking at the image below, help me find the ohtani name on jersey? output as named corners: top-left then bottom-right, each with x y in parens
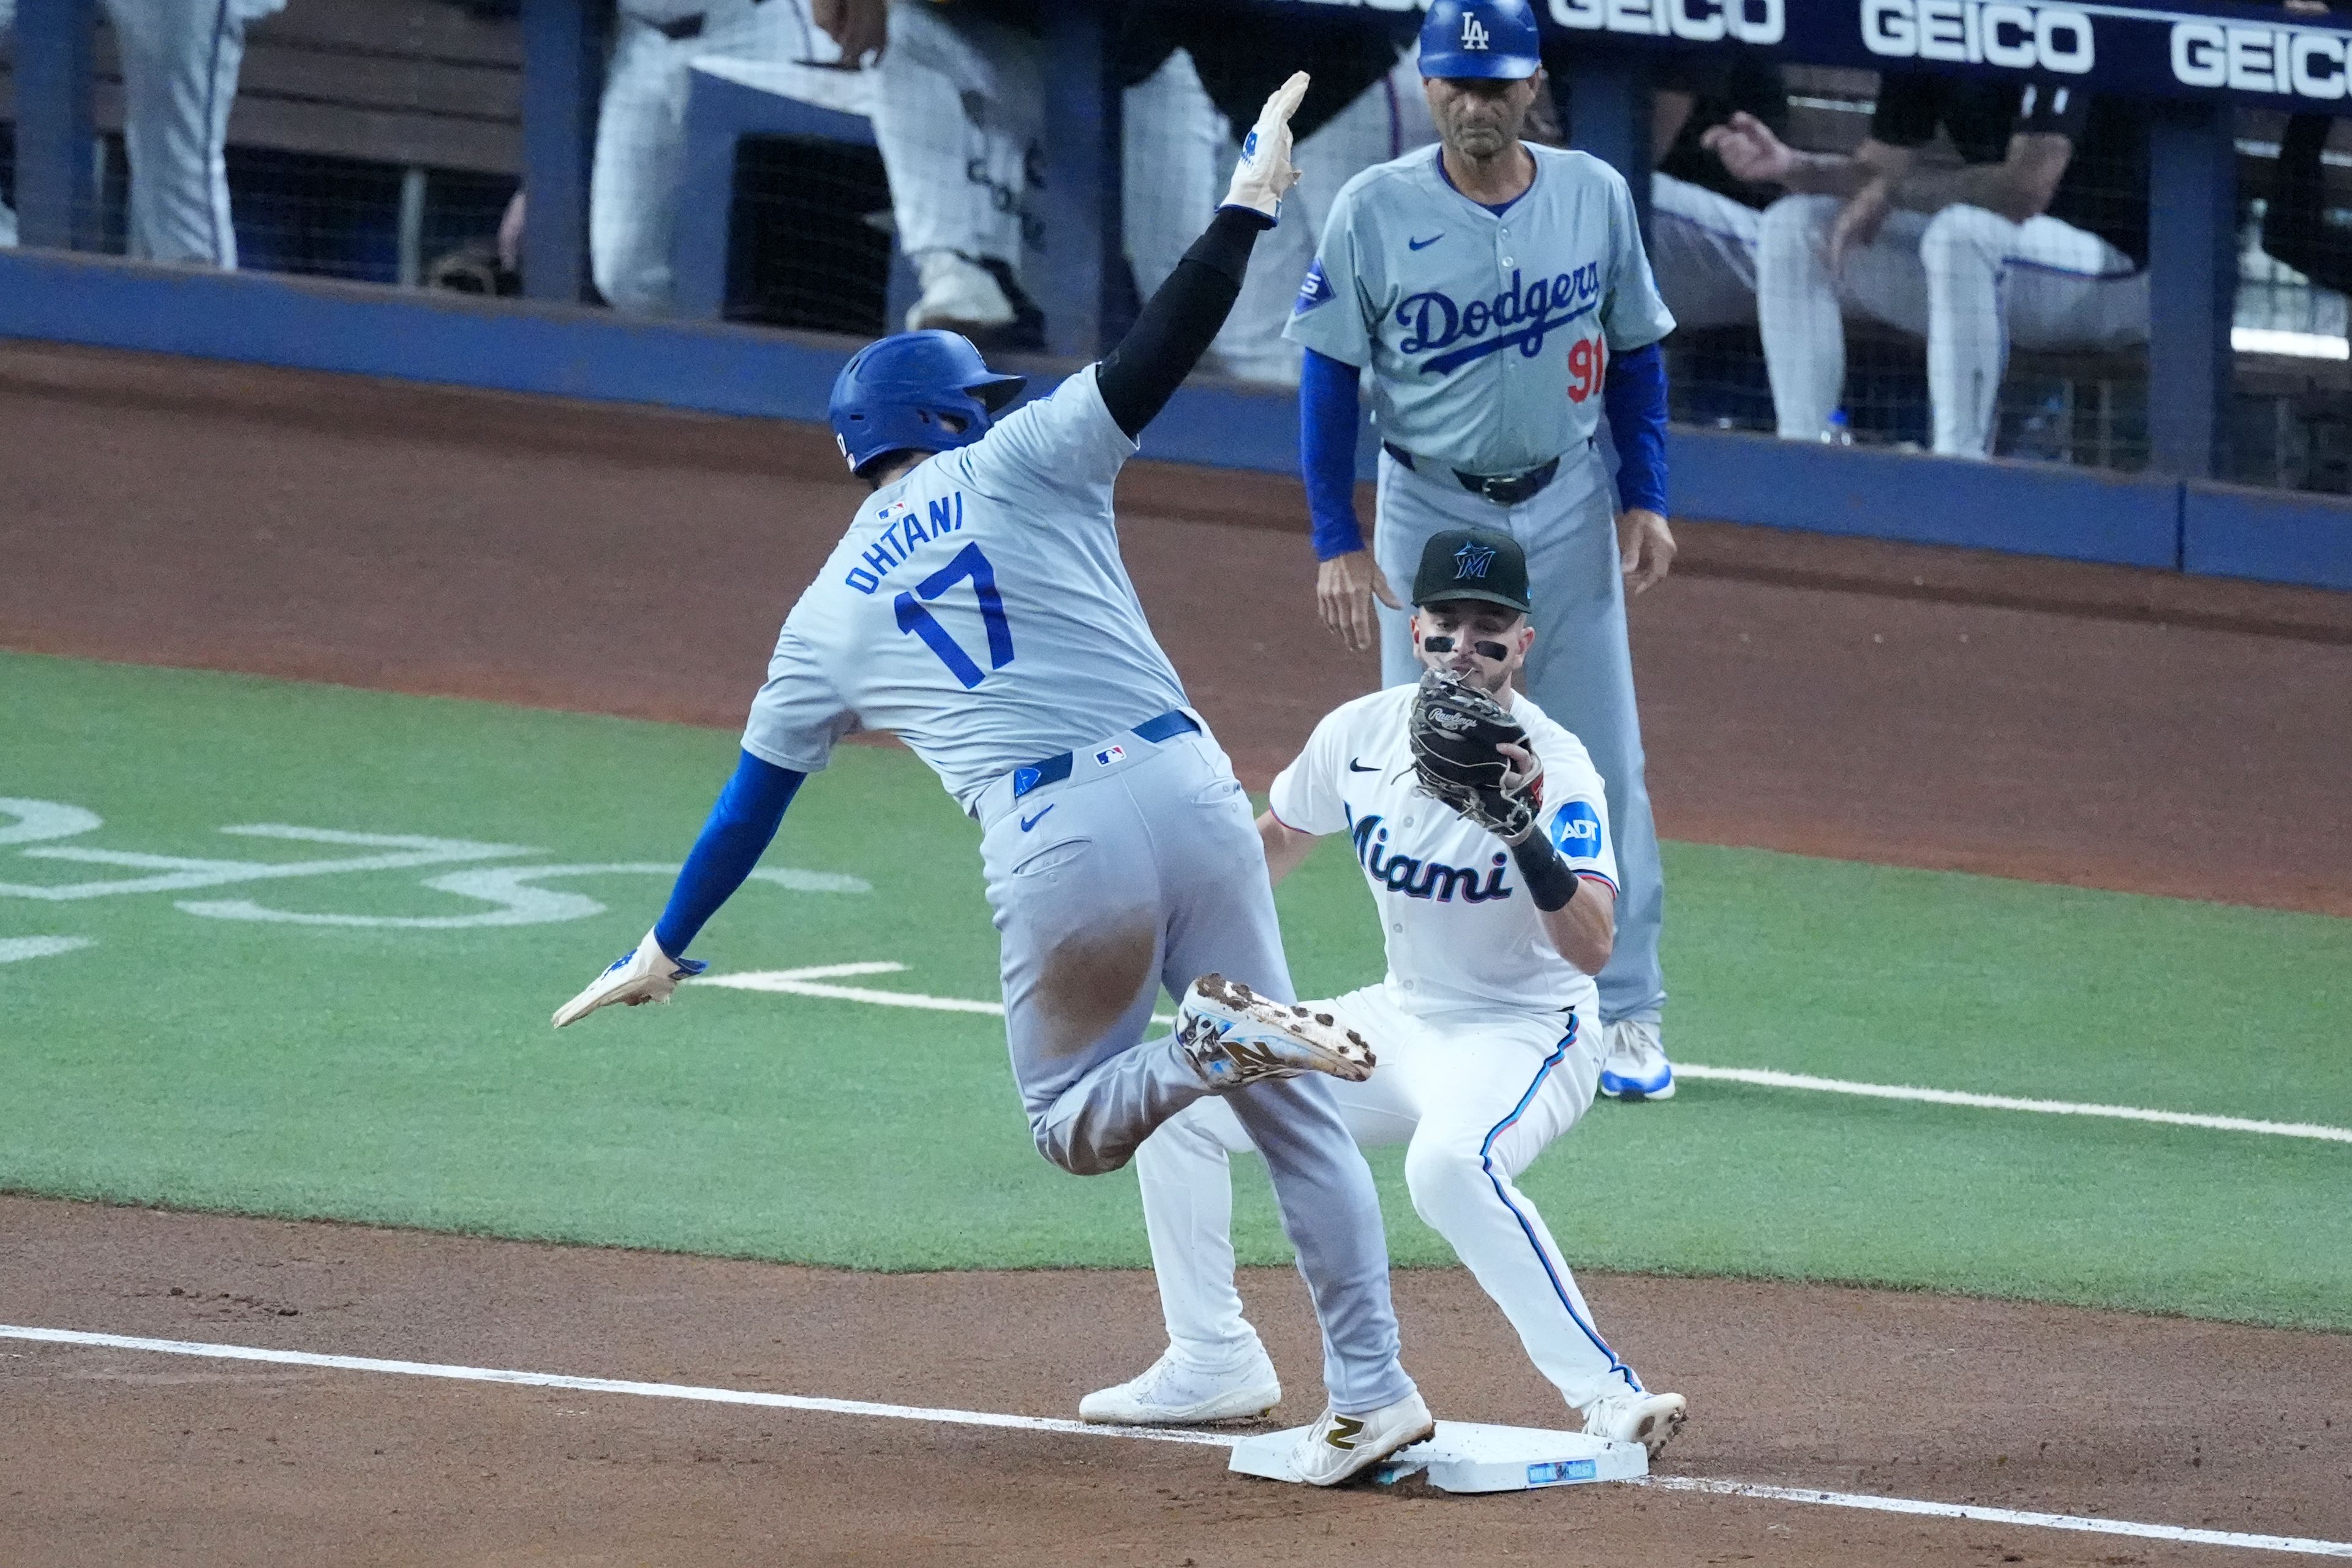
top-left (1395, 264), bottom-right (1604, 376)
top-left (843, 491), bottom-right (965, 594)
top-left (1352, 813), bottom-right (1513, 903)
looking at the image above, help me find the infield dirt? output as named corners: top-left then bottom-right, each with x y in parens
top-left (2, 343), bottom-right (2347, 1566)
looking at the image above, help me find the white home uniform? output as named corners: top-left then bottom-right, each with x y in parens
top-left (1649, 170), bottom-right (1758, 331)
top-left (1132, 682), bottom-right (1653, 1410)
top-left (741, 365), bottom-right (1414, 1416)
top-left (1286, 143), bottom-right (1675, 1031)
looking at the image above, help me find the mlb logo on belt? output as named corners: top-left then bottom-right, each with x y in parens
top-left (1095, 745), bottom-right (1128, 767)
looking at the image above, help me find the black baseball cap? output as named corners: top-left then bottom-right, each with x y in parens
top-left (1412, 526), bottom-right (1531, 613)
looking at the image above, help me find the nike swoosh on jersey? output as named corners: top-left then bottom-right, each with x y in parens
top-left (1348, 758), bottom-right (1379, 772)
top-left (1020, 806), bottom-right (1055, 832)
top-left (1408, 233), bottom-right (1444, 251)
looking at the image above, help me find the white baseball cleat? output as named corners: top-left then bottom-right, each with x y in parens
top-left (1291, 1390), bottom-right (1436, 1487)
top-left (1578, 1386), bottom-right (1687, 1457)
top-left (551, 928), bottom-right (706, 1028)
top-left (1078, 1347), bottom-right (1281, 1426)
top-left (905, 250), bottom-right (1016, 333)
top-left (1597, 1017), bottom-right (1676, 1101)
top-left (1175, 975), bottom-right (1375, 1089)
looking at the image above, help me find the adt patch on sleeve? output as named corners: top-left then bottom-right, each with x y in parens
top-left (1549, 799), bottom-right (1604, 861)
top-left (1294, 259), bottom-right (1336, 315)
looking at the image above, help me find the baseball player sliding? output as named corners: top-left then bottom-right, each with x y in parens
top-left (1084, 527), bottom-right (1686, 1460)
top-left (554, 74), bottom-right (1441, 1487)
top-left (1292, 0), bottom-right (1681, 1102)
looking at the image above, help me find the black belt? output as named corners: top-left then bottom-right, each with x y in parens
top-left (1010, 710), bottom-right (1199, 801)
top-left (1384, 441), bottom-right (1561, 507)
top-left (651, 0), bottom-right (765, 41)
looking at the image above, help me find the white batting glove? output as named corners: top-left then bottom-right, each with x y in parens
top-left (552, 927), bottom-right (707, 1028)
top-left (1221, 70), bottom-right (1310, 223)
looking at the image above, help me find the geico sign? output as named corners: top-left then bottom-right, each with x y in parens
top-left (1547, 0), bottom-right (1785, 45)
top-left (2173, 23), bottom-right (2352, 100)
top-left (1862, 0), bottom-right (2095, 74)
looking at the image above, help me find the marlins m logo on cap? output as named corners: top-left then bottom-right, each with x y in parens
top-left (1453, 541), bottom-right (1496, 581)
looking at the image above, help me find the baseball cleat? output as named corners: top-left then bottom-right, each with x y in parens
top-left (905, 250), bottom-right (1016, 333)
top-left (1578, 1386), bottom-right (1687, 1457)
top-left (552, 927), bottom-right (706, 1028)
top-left (1079, 1346), bottom-right (1281, 1426)
top-left (1176, 976), bottom-right (1375, 1089)
top-left (1597, 1017), bottom-right (1675, 1101)
top-left (1291, 1390), bottom-right (1436, 1487)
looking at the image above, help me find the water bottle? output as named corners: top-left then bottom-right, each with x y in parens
top-left (1820, 409), bottom-right (1854, 447)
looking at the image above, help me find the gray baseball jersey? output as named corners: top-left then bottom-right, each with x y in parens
top-left (1284, 143), bottom-right (1676, 474)
top-left (741, 365), bottom-right (1190, 809)
top-left (737, 360), bottom-right (1417, 1417)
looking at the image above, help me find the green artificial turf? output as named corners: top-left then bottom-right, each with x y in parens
top-left (3, 650), bottom-right (2346, 1330)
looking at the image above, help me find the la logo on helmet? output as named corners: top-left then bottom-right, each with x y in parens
top-left (1461, 13), bottom-right (1490, 48)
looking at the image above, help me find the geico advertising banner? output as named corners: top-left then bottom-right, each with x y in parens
top-left (1264, 0), bottom-right (2352, 110)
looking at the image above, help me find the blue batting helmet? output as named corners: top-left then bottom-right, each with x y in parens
top-left (826, 329), bottom-right (1026, 476)
top-left (1419, 0), bottom-right (1542, 81)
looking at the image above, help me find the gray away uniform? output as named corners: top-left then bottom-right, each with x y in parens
top-left (1284, 144), bottom-right (1677, 1025)
top-left (741, 365), bottom-right (1413, 1416)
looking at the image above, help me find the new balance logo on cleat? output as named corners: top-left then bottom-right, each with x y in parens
top-left (1324, 1414), bottom-right (1366, 1450)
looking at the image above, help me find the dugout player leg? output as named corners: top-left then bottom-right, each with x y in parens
top-left (102, 0), bottom-right (284, 268)
top-left (1374, 455), bottom-right (1667, 1028)
top-left (1756, 196), bottom-right (1937, 442)
top-left (1919, 206), bottom-right (2148, 458)
top-left (987, 734), bottom-right (1412, 1416)
top-left (870, 1), bottom-right (1042, 330)
top-left (1647, 172), bottom-right (1760, 331)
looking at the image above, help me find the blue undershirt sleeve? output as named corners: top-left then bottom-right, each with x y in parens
top-left (653, 750), bottom-right (805, 957)
top-left (1602, 341), bottom-right (1670, 516)
top-left (1300, 347), bottom-right (1367, 560)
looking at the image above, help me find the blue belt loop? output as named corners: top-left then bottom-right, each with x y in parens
top-left (1009, 710), bottom-right (1199, 801)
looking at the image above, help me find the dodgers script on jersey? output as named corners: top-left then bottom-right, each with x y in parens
top-left (740, 366), bottom-right (1193, 809)
top-left (1284, 145), bottom-right (1677, 475)
top-left (1268, 684), bottom-right (1619, 1016)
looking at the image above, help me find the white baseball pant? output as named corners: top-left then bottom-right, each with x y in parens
top-left (1134, 983), bottom-right (1646, 1408)
top-left (2, 0), bottom-right (281, 263)
top-left (1648, 170), bottom-right (1758, 330)
top-left (1120, 48), bottom-right (1229, 304)
top-left (1214, 52), bottom-right (1434, 386)
top-left (592, 0), bottom-right (865, 314)
top-left (869, 0), bottom-right (1040, 277)
top-left (1757, 192), bottom-right (2147, 456)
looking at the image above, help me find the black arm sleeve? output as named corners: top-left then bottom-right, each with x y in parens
top-left (1096, 206), bottom-right (1272, 438)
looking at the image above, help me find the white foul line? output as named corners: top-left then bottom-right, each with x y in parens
top-left (695, 965), bottom-right (2352, 1145)
top-left (1671, 1065), bottom-right (2352, 1145)
top-left (4, 1324), bottom-right (2346, 1559)
top-left (0, 935), bottom-right (92, 964)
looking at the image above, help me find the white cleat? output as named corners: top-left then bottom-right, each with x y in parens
top-left (1597, 1017), bottom-right (1675, 1101)
top-left (905, 250), bottom-right (1016, 333)
top-left (551, 927), bottom-right (706, 1028)
top-left (1078, 1347), bottom-right (1281, 1426)
top-left (1291, 1390), bottom-right (1437, 1487)
top-left (1175, 975), bottom-right (1375, 1090)
top-left (1579, 1386), bottom-right (1687, 1457)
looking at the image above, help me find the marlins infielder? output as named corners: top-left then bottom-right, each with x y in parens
top-left (1291, 0), bottom-right (1681, 1101)
top-left (555, 75), bottom-right (1438, 1487)
top-left (1083, 527), bottom-right (1687, 1457)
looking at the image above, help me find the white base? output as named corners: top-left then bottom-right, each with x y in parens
top-left (1228, 1419), bottom-right (1649, 1493)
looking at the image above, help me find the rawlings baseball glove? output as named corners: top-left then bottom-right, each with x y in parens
top-left (1408, 669), bottom-right (1543, 842)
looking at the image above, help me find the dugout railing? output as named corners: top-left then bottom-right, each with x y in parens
top-left (2, 0), bottom-right (2349, 590)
